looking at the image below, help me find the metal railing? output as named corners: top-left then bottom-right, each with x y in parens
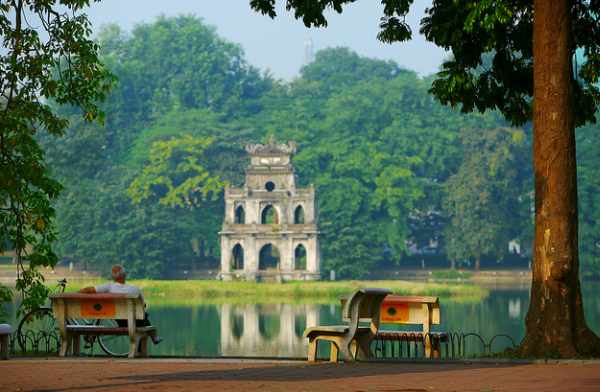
top-left (8, 330), bottom-right (62, 356)
top-left (373, 332), bottom-right (520, 359)
top-left (6, 330), bottom-right (521, 358)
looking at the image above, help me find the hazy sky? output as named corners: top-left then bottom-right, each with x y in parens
top-left (84, 1), bottom-right (449, 82)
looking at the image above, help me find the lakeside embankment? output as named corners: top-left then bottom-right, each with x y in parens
top-left (77, 279), bottom-right (487, 299)
top-left (55, 279), bottom-right (490, 303)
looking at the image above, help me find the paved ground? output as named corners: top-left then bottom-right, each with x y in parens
top-left (2, 357), bottom-right (600, 392)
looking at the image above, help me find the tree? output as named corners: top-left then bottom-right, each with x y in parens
top-left (0, 0), bottom-right (116, 320)
top-left (125, 134), bottom-right (227, 275)
top-left (97, 15), bottom-right (270, 142)
top-left (299, 47), bottom-right (409, 95)
top-left (443, 127), bottom-right (528, 270)
top-left (524, 0), bottom-right (599, 358)
top-left (249, 0), bottom-right (600, 357)
top-left (127, 134), bottom-right (225, 209)
top-left (271, 63), bottom-right (460, 277)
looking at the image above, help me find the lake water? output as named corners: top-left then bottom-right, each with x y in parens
top-left (5, 281), bottom-right (600, 358)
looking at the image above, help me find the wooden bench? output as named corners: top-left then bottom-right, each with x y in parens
top-left (0, 324), bottom-right (14, 360)
top-left (365, 295), bottom-right (446, 358)
top-left (49, 293), bottom-right (157, 358)
top-left (303, 287), bottom-right (392, 363)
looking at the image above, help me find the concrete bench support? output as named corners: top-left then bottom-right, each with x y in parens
top-left (303, 287), bottom-right (392, 363)
top-left (0, 324), bottom-right (15, 360)
top-left (49, 293), bottom-right (156, 358)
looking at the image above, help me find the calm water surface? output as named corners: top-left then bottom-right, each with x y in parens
top-left (6, 281), bottom-right (600, 358)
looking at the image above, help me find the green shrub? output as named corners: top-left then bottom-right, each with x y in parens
top-left (430, 269), bottom-right (473, 280)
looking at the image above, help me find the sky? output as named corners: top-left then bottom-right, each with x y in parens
top-left (84, 0), bottom-right (450, 82)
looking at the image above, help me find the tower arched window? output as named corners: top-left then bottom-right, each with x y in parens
top-left (235, 206), bottom-right (245, 224)
top-left (261, 205), bottom-right (278, 224)
top-left (294, 205), bottom-right (305, 224)
top-left (295, 244), bottom-right (307, 270)
top-left (233, 244), bottom-right (244, 270)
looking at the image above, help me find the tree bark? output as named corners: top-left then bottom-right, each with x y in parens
top-left (522, 0), bottom-right (600, 358)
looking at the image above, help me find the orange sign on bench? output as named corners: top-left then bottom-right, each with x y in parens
top-left (80, 299), bottom-right (116, 318)
top-left (380, 302), bottom-right (409, 323)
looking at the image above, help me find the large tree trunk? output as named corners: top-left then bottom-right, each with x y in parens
top-left (522, 0), bottom-right (600, 358)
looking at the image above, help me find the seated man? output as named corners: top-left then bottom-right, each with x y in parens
top-left (79, 264), bottom-right (162, 345)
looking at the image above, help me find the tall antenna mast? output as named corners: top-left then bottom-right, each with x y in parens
top-left (304, 38), bottom-right (313, 64)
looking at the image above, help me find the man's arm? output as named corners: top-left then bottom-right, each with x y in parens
top-left (78, 287), bottom-right (96, 293)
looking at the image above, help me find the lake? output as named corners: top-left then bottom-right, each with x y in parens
top-left (5, 280), bottom-right (600, 358)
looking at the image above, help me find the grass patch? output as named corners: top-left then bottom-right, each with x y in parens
top-left (430, 269), bottom-right (473, 280)
top-left (64, 279), bottom-right (489, 301)
top-left (468, 347), bottom-right (523, 359)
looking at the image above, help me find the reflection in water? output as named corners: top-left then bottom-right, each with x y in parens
top-left (219, 303), bottom-right (320, 358)
top-left (508, 298), bottom-right (521, 320)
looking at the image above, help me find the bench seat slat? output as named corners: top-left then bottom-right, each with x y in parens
top-left (303, 325), bottom-right (372, 338)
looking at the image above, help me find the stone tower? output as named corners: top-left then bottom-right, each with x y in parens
top-left (218, 136), bottom-right (322, 282)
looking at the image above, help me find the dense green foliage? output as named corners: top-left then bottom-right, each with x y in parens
top-left (443, 126), bottom-right (531, 269)
top-left (36, 14), bottom-right (600, 282)
top-left (0, 0), bottom-right (117, 320)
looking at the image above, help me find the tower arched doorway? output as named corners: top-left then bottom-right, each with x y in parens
top-left (259, 244), bottom-right (280, 270)
top-left (295, 244), bottom-right (307, 270)
top-left (232, 244), bottom-right (244, 270)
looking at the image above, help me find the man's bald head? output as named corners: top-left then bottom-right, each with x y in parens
top-left (111, 265), bottom-right (126, 282)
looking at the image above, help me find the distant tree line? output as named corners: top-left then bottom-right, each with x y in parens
top-left (38, 15), bottom-right (600, 280)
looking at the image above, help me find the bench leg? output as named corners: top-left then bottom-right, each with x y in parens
top-left (72, 333), bottom-right (81, 357)
top-left (350, 340), bottom-right (358, 360)
top-left (306, 335), bottom-right (357, 363)
top-left (354, 336), bottom-right (375, 359)
top-left (334, 340), bottom-right (358, 363)
top-left (59, 333), bottom-right (73, 357)
top-left (330, 342), bottom-right (339, 363)
top-left (307, 337), bottom-right (318, 362)
top-left (1, 335), bottom-right (9, 360)
top-left (433, 338), bottom-right (440, 358)
top-left (128, 339), bottom-right (137, 358)
top-left (59, 339), bottom-right (68, 357)
top-left (139, 336), bottom-right (149, 358)
top-left (424, 335), bottom-right (432, 358)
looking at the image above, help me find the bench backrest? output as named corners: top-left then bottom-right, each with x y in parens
top-left (380, 296), bottom-right (440, 325)
top-left (49, 293), bottom-right (145, 321)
